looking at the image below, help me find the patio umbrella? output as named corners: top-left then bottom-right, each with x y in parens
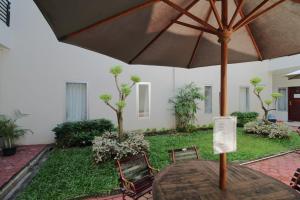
top-left (286, 70), bottom-right (300, 80)
top-left (33, 0), bottom-right (300, 190)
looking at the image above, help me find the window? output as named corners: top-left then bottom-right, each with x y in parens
top-left (278, 88), bottom-right (287, 111)
top-left (239, 87), bottom-right (250, 112)
top-left (204, 86), bottom-right (212, 113)
top-left (66, 82), bottom-right (87, 121)
top-left (0, 0), bottom-right (10, 27)
top-left (137, 82), bottom-right (151, 118)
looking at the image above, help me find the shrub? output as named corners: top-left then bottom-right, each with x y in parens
top-left (169, 83), bottom-right (205, 132)
top-left (53, 119), bottom-right (114, 148)
top-left (92, 131), bottom-right (149, 163)
top-left (144, 128), bottom-right (177, 136)
top-left (197, 123), bottom-right (214, 130)
top-left (244, 120), bottom-right (290, 139)
top-left (231, 112), bottom-right (259, 127)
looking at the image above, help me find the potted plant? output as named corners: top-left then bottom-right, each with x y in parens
top-left (0, 112), bottom-right (32, 156)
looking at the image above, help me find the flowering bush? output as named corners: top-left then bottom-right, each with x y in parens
top-left (92, 131), bottom-right (149, 163)
top-left (244, 120), bottom-right (290, 139)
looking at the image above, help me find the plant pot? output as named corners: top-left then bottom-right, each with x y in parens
top-left (2, 147), bottom-right (17, 156)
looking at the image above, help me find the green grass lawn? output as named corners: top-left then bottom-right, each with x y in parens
top-left (18, 129), bottom-right (300, 200)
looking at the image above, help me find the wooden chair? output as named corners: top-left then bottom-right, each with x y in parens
top-left (169, 146), bottom-right (200, 163)
top-left (116, 153), bottom-right (159, 200)
top-left (290, 168), bottom-right (300, 192)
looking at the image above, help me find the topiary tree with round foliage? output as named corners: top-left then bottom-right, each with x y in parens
top-left (100, 66), bottom-right (140, 140)
top-left (250, 77), bottom-right (282, 122)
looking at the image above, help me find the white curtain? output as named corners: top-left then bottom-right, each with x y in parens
top-left (205, 86), bottom-right (212, 113)
top-left (66, 83), bottom-right (87, 121)
top-left (138, 84), bottom-right (150, 117)
top-left (239, 87), bottom-right (250, 112)
top-left (278, 88), bottom-right (287, 111)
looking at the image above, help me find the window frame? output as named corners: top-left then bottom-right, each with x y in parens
top-left (277, 87), bottom-right (288, 112)
top-left (65, 81), bottom-right (89, 122)
top-left (136, 82), bottom-right (151, 119)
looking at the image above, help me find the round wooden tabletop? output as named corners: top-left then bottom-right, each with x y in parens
top-left (153, 160), bottom-right (300, 200)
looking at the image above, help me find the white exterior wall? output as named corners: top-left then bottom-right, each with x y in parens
top-left (0, 14), bottom-right (12, 49)
top-left (0, 0), bottom-right (299, 145)
top-left (175, 62), bottom-right (272, 125)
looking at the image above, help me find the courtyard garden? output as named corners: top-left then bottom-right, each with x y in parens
top-left (3, 68), bottom-right (299, 200)
top-left (17, 128), bottom-right (300, 200)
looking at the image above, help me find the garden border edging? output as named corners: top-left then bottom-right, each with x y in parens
top-left (240, 149), bottom-right (300, 166)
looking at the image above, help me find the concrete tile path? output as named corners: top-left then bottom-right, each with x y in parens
top-left (87, 151), bottom-right (300, 200)
top-left (0, 144), bottom-right (47, 189)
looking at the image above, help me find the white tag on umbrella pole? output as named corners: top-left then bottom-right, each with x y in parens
top-left (213, 116), bottom-right (237, 154)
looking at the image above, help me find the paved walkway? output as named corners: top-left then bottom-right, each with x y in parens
top-left (0, 144), bottom-right (47, 189)
top-left (87, 151), bottom-right (300, 200)
top-left (246, 151), bottom-right (300, 185)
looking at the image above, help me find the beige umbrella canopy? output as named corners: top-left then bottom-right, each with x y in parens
top-left (33, 0), bottom-right (300, 189)
top-left (33, 0), bottom-right (300, 68)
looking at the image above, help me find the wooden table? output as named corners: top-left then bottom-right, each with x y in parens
top-left (153, 160), bottom-right (300, 200)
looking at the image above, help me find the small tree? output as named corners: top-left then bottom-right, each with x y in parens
top-left (99, 66), bottom-right (140, 140)
top-left (250, 77), bottom-right (282, 122)
top-left (169, 83), bottom-right (205, 131)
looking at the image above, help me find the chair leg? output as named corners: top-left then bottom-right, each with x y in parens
top-left (122, 193), bottom-right (126, 200)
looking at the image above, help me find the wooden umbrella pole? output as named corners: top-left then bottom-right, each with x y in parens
top-left (219, 0), bottom-right (229, 191)
top-left (220, 39), bottom-right (228, 190)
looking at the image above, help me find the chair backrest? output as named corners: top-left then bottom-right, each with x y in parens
top-left (290, 168), bottom-right (300, 192)
top-left (170, 146), bottom-right (200, 163)
top-left (117, 153), bottom-right (151, 182)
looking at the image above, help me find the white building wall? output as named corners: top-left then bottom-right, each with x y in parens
top-left (175, 61), bottom-right (272, 125)
top-left (0, 0), bottom-right (298, 145)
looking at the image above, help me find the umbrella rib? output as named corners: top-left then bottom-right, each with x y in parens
top-left (233, 0), bottom-right (262, 61)
top-left (233, 0), bottom-right (287, 31)
top-left (233, 0), bottom-right (270, 31)
top-left (208, 0), bottom-right (223, 30)
top-left (162, 0), bottom-right (217, 32)
top-left (58, 0), bottom-right (159, 41)
top-left (228, 0), bottom-right (244, 29)
top-left (129, 0), bottom-right (200, 64)
top-left (187, 7), bottom-right (213, 68)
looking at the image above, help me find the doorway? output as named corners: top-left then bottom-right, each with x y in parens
top-left (288, 87), bottom-right (300, 121)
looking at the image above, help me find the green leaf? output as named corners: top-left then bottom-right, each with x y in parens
top-left (255, 86), bottom-right (265, 93)
top-left (130, 75), bottom-right (141, 83)
top-left (271, 92), bottom-right (283, 99)
top-left (99, 94), bottom-right (112, 103)
top-left (264, 99), bottom-right (273, 106)
top-left (121, 84), bottom-right (131, 97)
top-left (116, 100), bottom-right (126, 110)
top-left (250, 77), bottom-right (262, 86)
top-left (110, 65), bottom-right (122, 76)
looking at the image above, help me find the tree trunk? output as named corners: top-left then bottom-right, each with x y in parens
top-left (263, 109), bottom-right (268, 122)
top-left (117, 112), bottom-right (124, 140)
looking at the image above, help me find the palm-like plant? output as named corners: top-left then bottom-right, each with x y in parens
top-left (169, 83), bottom-right (205, 131)
top-left (0, 111), bottom-right (32, 149)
